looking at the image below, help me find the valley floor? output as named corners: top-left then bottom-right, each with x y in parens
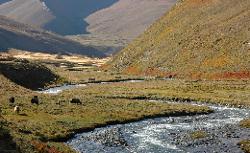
top-left (0, 54), bottom-right (249, 153)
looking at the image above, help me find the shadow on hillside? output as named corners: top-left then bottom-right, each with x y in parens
top-left (0, 118), bottom-right (19, 153)
top-left (43, 0), bottom-right (118, 35)
top-left (0, 28), bottom-right (105, 57)
top-left (0, 59), bottom-right (59, 90)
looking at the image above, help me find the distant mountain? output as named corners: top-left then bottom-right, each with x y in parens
top-left (0, 16), bottom-right (105, 57)
top-left (85, 0), bottom-right (177, 41)
top-left (71, 0), bottom-right (177, 54)
top-left (0, 0), bottom-right (177, 54)
top-left (0, 0), bottom-right (54, 28)
top-left (0, 0), bottom-right (118, 35)
top-left (107, 0), bottom-right (250, 80)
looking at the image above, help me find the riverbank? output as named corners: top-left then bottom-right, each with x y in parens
top-left (67, 103), bottom-right (250, 153)
top-left (44, 60), bottom-right (250, 108)
top-left (75, 79), bottom-right (250, 108)
top-left (0, 58), bottom-right (249, 152)
top-left (0, 73), bottom-right (212, 152)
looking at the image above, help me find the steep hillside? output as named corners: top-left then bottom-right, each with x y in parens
top-left (0, 16), bottom-right (105, 57)
top-left (107, 0), bottom-right (250, 80)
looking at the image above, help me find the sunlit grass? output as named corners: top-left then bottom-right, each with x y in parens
top-left (0, 62), bottom-right (249, 152)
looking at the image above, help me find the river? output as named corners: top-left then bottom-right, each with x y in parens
top-left (38, 79), bottom-right (144, 94)
top-left (66, 101), bottom-right (250, 153)
top-left (40, 82), bottom-right (250, 153)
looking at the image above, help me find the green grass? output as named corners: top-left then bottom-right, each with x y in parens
top-left (46, 62), bottom-right (141, 84)
top-left (68, 79), bottom-right (250, 108)
top-left (0, 71), bottom-right (212, 152)
top-left (1, 60), bottom-right (249, 152)
top-left (240, 119), bottom-right (250, 128)
top-left (190, 131), bottom-right (208, 140)
top-left (239, 140), bottom-right (250, 153)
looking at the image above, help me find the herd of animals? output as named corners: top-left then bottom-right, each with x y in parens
top-left (2, 76), bottom-right (125, 115)
top-left (8, 96), bottom-right (82, 114)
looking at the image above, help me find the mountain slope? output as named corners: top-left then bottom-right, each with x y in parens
top-left (85, 0), bottom-right (177, 41)
top-left (0, 0), bottom-right (54, 27)
top-left (0, 16), bottom-right (105, 57)
top-left (0, 0), bottom-right (176, 37)
top-left (0, 0), bottom-right (118, 35)
top-left (107, 0), bottom-right (250, 79)
top-left (71, 0), bottom-right (177, 54)
top-left (0, 0), bottom-right (177, 54)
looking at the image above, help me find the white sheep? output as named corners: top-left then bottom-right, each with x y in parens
top-left (14, 106), bottom-right (20, 114)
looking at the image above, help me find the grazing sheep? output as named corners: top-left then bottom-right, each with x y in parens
top-left (31, 96), bottom-right (39, 105)
top-left (14, 106), bottom-right (20, 114)
top-left (70, 98), bottom-right (82, 105)
top-left (9, 97), bottom-right (15, 104)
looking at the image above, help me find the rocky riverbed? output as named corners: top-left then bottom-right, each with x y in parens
top-left (67, 102), bottom-right (250, 153)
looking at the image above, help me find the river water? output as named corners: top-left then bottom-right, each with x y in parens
top-left (40, 82), bottom-right (250, 153)
top-left (38, 79), bottom-right (143, 94)
top-left (66, 102), bottom-right (250, 153)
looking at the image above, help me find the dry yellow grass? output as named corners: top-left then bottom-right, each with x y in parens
top-left (7, 49), bottom-right (110, 67)
top-left (107, 0), bottom-right (250, 80)
top-left (72, 79), bottom-right (250, 108)
top-left (0, 74), bottom-right (211, 152)
top-left (0, 57), bottom-right (249, 152)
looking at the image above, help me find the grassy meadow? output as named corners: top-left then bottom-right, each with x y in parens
top-left (0, 55), bottom-right (249, 153)
top-left (70, 79), bottom-right (250, 108)
top-left (0, 61), bottom-right (212, 152)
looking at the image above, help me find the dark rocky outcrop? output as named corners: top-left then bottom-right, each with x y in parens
top-left (0, 58), bottom-right (59, 90)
